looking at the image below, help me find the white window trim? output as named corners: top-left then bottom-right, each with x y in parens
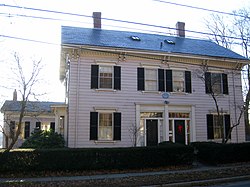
top-left (98, 112), bottom-right (114, 141)
top-left (98, 65), bottom-right (114, 90)
top-left (95, 60), bottom-right (117, 65)
top-left (94, 140), bottom-right (117, 144)
top-left (144, 68), bottom-right (158, 91)
top-left (94, 107), bottom-right (118, 113)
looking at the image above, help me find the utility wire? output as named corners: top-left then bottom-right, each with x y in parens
top-left (152, 0), bottom-right (248, 18)
top-left (0, 5), bottom-right (247, 42)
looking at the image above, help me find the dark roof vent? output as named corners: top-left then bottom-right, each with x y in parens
top-left (130, 36), bottom-right (141, 41)
top-left (164, 39), bottom-right (175, 45)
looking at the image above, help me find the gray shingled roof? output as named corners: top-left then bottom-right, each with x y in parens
top-left (62, 26), bottom-right (247, 60)
top-left (1, 100), bottom-right (64, 113)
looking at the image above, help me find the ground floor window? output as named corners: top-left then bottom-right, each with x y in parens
top-left (24, 121), bottom-right (30, 139)
top-left (207, 114), bottom-right (230, 140)
top-left (99, 113), bottom-right (113, 140)
top-left (90, 111), bottom-right (121, 141)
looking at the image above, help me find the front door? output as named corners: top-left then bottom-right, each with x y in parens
top-left (146, 119), bottom-right (158, 146)
top-left (174, 120), bottom-right (185, 144)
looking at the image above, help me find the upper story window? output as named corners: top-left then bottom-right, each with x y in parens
top-left (205, 72), bottom-right (228, 95)
top-left (145, 69), bottom-right (158, 91)
top-left (99, 66), bottom-right (113, 89)
top-left (172, 70), bottom-right (185, 92)
top-left (137, 67), bottom-right (192, 93)
top-left (91, 65), bottom-right (121, 90)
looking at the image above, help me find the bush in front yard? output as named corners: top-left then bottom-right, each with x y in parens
top-left (21, 130), bottom-right (65, 149)
top-left (191, 142), bottom-right (250, 165)
top-left (0, 144), bottom-right (194, 172)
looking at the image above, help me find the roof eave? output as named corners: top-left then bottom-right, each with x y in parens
top-left (61, 44), bottom-right (249, 64)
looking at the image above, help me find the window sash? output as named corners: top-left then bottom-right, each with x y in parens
top-left (145, 69), bottom-right (157, 91)
top-left (99, 66), bottom-right (113, 89)
top-left (172, 70), bottom-right (185, 92)
top-left (211, 73), bottom-right (222, 94)
top-left (99, 113), bottom-right (113, 140)
top-left (213, 115), bottom-right (223, 139)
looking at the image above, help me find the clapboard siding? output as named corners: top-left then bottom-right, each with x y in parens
top-left (67, 54), bottom-right (245, 147)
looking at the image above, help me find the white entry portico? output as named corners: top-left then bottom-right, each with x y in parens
top-left (136, 103), bottom-right (196, 146)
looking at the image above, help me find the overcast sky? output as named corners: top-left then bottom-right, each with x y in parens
top-left (0, 0), bottom-right (249, 146)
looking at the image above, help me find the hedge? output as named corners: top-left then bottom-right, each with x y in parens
top-left (0, 145), bottom-right (194, 172)
top-left (191, 142), bottom-right (250, 165)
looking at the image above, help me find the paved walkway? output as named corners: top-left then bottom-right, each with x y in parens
top-left (1, 164), bottom-right (250, 186)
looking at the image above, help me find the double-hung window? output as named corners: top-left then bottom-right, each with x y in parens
top-left (207, 114), bottom-right (231, 140)
top-left (90, 111), bottom-right (121, 141)
top-left (99, 66), bottom-right (113, 89)
top-left (145, 69), bottom-right (158, 91)
top-left (91, 65), bottom-right (121, 90)
top-left (99, 113), bottom-right (113, 140)
top-left (205, 72), bottom-right (228, 95)
top-left (137, 67), bottom-right (192, 93)
top-left (172, 70), bottom-right (185, 92)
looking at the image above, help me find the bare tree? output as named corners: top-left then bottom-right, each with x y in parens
top-left (128, 123), bottom-right (142, 147)
top-left (196, 64), bottom-right (225, 142)
top-left (196, 64), bottom-right (244, 143)
top-left (205, 8), bottom-right (250, 141)
top-left (232, 8), bottom-right (250, 140)
top-left (0, 53), bottom-right (43, 151)
top-left (205, 14), bottom-right (234, 49)
top-left (225, 106), bottom-right (245, 143)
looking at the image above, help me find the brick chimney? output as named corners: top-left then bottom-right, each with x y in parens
top-left (176, 22), bottom-right (185, 37)
top-left (13, 89), bottom-right (17, 101)
top-left (93, 12), bottom-right (101, 29)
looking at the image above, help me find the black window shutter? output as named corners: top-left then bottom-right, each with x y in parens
top-left (137, 68), bottom-right (145, 91)
top-left (222, 74), bottom-right (229, 95)
top-left (114, 66), bottom-right (121, 90)
top-left (166, 70), bottom-right (173, 92)
top-left (207, 114), bottom-right (214, 139)
top-left (224, 114), bottom-right (231, 139)
top-left (205, 72), bottom-right (212, 94)
top-left (90, 112), bottom-right (98, 140)
top-left (113, 112), bottom-right (121, 140)
top-left (91, 65), bottom-right (99, 89)
top-left (50, 122), bottom-right (55, 131)
top-left (158, 69), bottom-right (165, 92)
top-left (185, 71), bottom-right (192, 93)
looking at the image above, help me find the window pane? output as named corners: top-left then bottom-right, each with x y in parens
top-left (211, 73), bottom-right (222, 94)
top-left (214, 115), bottom-right (223, 139)
top-left (99, 66), bottom-right (113, 89)
top-left (173, 71), bottom-right (185, 92)
top-left (140, 112), bottom-right (163, 118)
top-left (145, 69), bottom-right (157, 91)
top-left (99, 113), bottom-right (113, 140)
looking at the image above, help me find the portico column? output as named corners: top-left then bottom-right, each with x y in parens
top-left (164, 104), bottom-right (169, 141)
